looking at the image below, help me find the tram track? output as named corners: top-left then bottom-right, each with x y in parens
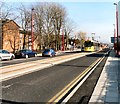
top-left (48, 50), bottom-right (110, 104)
top-left (1, 52), bottom-right (94, 81)
top-left (1, 48), bottom-right (110, 103)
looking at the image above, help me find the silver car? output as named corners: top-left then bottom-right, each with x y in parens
top-left (0, 50), bottom-right (15, 61)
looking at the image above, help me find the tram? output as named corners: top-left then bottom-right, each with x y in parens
top-left (84, 40), bottom-right (100, 52)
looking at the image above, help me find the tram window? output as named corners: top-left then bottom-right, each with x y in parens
top-left (84, 41), bottom-right (93, 47)
top-left (91, 42), bottom-right (93, 46)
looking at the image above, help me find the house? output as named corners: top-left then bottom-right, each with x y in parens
top-left (0, 19), bottom-right (20, 53)
top-left (0, 19), bottom-right (39, 53)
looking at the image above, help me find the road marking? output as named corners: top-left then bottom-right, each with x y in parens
top-left (48, 58), bottom-right (101, 103)
top-left (62, 56), bottom-right (105, 103)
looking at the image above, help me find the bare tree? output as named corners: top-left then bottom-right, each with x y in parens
top-left (35, 3), bottom-right (55, 49)
top-left (34, 4), bottom-right (44, 51)
top-left (35, 3), bottom-right (66, 51)
top-left (51, 3), bottom-right (66, 50)
top-left (0, 1), bottom-right (3, 18)
top-left (77, 31), bottom-right (87, 47)
top-left (18, 4), bottom-right (31, 49)
top-left (63, 18), bottom-right (75, 50)
top-left (0, 2), bottom-right (11, 19)
top-left (0, 2), bottom-right (18, 20)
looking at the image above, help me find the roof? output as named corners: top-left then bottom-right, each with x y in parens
top-left (1, 19), bottom-right (20, 28)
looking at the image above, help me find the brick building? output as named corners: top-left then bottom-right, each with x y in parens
top-left (0, 19), bottom-right (39, 53)
top-left (0, 19), bottom-right (20, 53)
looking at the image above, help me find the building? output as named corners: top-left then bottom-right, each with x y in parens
top-left (19, 30), bottom-right (31, 50)
top-left (0, 19), bottom-right (70, 52)
top-left (0, 19), bottom-right (40, 52)
top-left (0, 19), bottom-right (20, 53)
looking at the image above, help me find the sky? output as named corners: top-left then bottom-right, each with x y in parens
top-left (2, 0), bottom-right (120, 43)
top-left (61, 2), bottom-right (116, 43)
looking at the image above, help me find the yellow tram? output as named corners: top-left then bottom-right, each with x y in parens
top-left (84, 40), bottom-right (100, 52)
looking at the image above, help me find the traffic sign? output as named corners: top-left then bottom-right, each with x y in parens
top-left (111, 37), bottom-right (117, 43)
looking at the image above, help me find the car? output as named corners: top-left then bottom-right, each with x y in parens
top-left (42, 48), bottom-right (56, 57)
top-left (15, 49), bottom-right (37, 58)
top-left (0, 49), bottom-right (15, 61)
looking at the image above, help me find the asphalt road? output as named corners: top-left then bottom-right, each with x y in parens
top-left (1, 49), bottom-right (109, 103)
top-left (67, 52), bottom-right (109, 103)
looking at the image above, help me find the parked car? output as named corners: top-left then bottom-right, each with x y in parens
top-left (15, 49), bottom-right (37, 58)
top-left (0, 49), bottom-right (15, 61)
top-left (42, 48), bottom-right (56, 57)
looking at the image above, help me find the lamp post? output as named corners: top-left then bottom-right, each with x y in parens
top-left (114, 3), bottom-right (119, 56)
top-left (113, 24), bottom-right (116, 50)
top-left (31, 8), bottom-right (34, 51)
top-left (62, 29), bottom-right (64, 51)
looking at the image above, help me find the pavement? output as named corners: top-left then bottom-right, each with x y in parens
top-left (89, 50), bottom-right (120, 103)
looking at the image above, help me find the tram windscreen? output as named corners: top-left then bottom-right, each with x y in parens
top-left (84, 41), bottom-right (93, 47)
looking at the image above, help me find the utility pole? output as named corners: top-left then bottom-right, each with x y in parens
top-left (114, 3), bottom-right (119, 56)
top-left (62, 30), bottom-right (64, 51)
top-left (31, 8), bottom-right (34, 51)
top-left (113, 24), bottom-right (116, 50)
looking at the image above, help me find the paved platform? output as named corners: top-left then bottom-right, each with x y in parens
top-left (89, 50), bottom-right (120, 103)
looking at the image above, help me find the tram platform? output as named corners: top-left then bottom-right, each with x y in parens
top-left (89, 50), bottom-right (120, 103)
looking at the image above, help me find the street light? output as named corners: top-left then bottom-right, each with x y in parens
top-left (62, 29), bottom-right (65, 51)
top-left (113, 24), bottom-right (116, 50)
top-left (114, 3), bottom-right (119, 56)
top-left (31, 8), bottom-right (35, 51)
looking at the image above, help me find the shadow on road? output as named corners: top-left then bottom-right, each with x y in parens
top-left (0, 99), bottom-right (26, 104)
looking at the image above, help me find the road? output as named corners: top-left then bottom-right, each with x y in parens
top-left (1, 49), bottom-right (109, 103)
